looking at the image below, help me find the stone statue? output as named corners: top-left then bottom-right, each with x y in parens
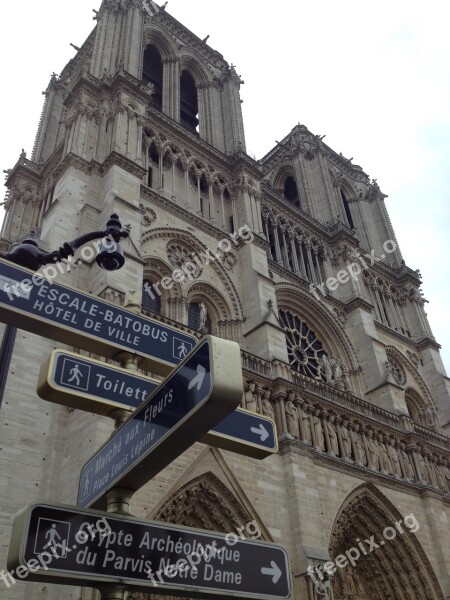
top-left (366, 431), bottom-right (380, 471)
top-left (261, 391), bottom-right (275, 420)
top-left (439, 461), bottom-right (450, 492)
top-left (342, 566), bottom-right (361, 595)
top-left (399, 444), bottom-right (415, 480)
top-left (341, 420), bottom-right (352, 459)
top-left (425, 407), bottom-right (437, 429)
top-left (285, 392), bottom-right (300, 438)
top-left (378, 435), bottom-right (392, 474)
top-left (433, 463), bottom-right (447, 491)
top-left (333, 359), bottom-right (342, 381)
top-left (352, 429), bottom-right (367, 466)
top-left (244, 382), bottom-right (257, 413)
top-left (312, 411), bottom-right (325, 451)
top-left (386, 439), bottom-right (402, 477)
top-left (321, 355), bottom-right (333, 383)
top-left (341, 364), bottom-right (350, 390)
top-left (199, 301), bottom-right (208, 330)
top-left (315, 578), bottom-right (333, 600)
top-left (326, 419), bottom-right (339, 455)
top-left (299, 402), bottom-right (312, 444)
top-left (417, 453), bottom-right (430, 484)
top-left (146, 81), bottom-right (156, 95)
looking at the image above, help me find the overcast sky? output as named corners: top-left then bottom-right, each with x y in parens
top-left (1, 0), bottom-right (449, 374)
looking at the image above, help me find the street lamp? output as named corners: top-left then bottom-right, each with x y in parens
top-left (0, 213), bottom-right (130, 271)
top-left (0, 213), bottom-right (130, 408)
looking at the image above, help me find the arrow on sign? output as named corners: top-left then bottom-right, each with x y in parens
top-left (188, 363), bottom-right (206, 391)
top-left (261, 561), bottom-right (283, 584)
top-left (251, 423), bottom-right (269, 442)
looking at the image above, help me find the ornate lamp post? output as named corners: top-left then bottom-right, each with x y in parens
top-left (0, 213), bottom-right (130, 407)
top-left (0, 213), bottom-right (130, 272)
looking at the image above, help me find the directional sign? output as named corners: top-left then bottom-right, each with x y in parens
top-left (8, 503), bottom-right (291, 599)
top-left (37, 350), bottom-right (159, 415)
top-left (0, 257), bottom-right (197, 374)
top-left (78, 336), bottom-right (243, 508)
top-left (38, 350), bottom-right (277, 458)
top-left (201, 408), bottom-right (277, 459)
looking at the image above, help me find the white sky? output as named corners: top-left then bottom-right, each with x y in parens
top-left (1, 0), bottom-right (449, 374)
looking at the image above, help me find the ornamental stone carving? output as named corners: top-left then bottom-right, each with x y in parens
top-left (244, 382), bottom-right (257, 412)
top-left (166, 242), bottom-right (202, 278)
top-left (261, 391), bottom-right (275, 420)
top-left (385, 357), bottom-right (407, 386)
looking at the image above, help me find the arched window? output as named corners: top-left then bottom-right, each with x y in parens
top-left (279, 310), bottom-right (326, 378)
top-left (405, 390), bottom-right (436, 429)
top-left (142, 45), bottom-right (163, 110)
top-left (340, 189), bottom-right (355, 229)
top-left (142, 280), bottom-right (161, 314)
top-left (284, 176), bottom-right (300, 207)
top-left (180, 71), bottom-right (199, 133)
top-left (188, 302), bottom-right (211, 333)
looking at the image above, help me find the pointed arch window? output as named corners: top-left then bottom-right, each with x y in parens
top-left (142, 280), bottom-right (161, 314)
top-left (180, 70), bottom-right (199, 133)
top-left (142, 45), bottom-right (163, 110)
top-left (340, 189), bottom-right (355, 229)
top-left (284, 176), bottom-right (300, 207)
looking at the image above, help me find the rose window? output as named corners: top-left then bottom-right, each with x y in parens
top-left (167, 242), bottom-right (202, 279)
top-left (279, 310), bottom-right (326, 378)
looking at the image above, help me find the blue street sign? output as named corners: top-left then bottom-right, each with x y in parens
top-left (38, 350), bottom-right (159, 415)
top-left (8, 502), bottom-right (292, 599)
top-left (78, 336), bottom-right (243, 508)
top-left (202, 408), bottom-right (278, 459)
top-left (0, 257), bottom-right (197, 374)
top-left (39, 351), bottom-right (277, 456)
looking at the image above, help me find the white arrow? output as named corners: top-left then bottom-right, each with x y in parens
top-left (250, 423), bottom-right (269, 442)
top-left (261, 561), bottom-right (282, 584)
top-left (188, 364), bottom-right (206, 391)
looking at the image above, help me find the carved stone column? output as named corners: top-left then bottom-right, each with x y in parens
top-left (273, 391), bottom-right (287, 436)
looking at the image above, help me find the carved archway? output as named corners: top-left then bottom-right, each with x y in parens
top-left (127, 472), bottom-right (269, 600)
top-left (329, 483), bottom-right (444, 600)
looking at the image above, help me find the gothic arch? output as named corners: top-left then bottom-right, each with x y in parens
top-left (142, 257), bottom-right (182, 300)
top-left (187, 281), bottom-right (233, 329)
top-left (271, 163), bottom-right (298, 193)
top-left (384, 346), bottom-right (436, 415)
top-left (141, 227), bottom-right (244, 321)
top-left (142, 26), bottom-right (178, 63)
top-left (275, 283), bottom-right (360, 375)
top-left (179, 52), bottom-right (213, 87)
top-left (329, 483), bottom-right (444, 600)
top-left (151, 472), bottom-right (269, 537)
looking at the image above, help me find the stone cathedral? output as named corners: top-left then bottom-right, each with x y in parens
top-left (1, 1), bottom-right (450, 599)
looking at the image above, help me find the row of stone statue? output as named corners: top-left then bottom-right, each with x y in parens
top-left (243, 383), bottom-right (450, 493)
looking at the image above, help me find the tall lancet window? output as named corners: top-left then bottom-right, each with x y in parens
top-left (142, 45), bottom-right (163, 110)
top-left (180, 70), bottom-right (199, 133)
top-left (284, 176), bottom-right (300, 207)
top-left (340, 189), bottom-right (355, 230)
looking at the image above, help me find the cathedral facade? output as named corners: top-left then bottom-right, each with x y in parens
top-left (1, 1), bottom-right (450, 599)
